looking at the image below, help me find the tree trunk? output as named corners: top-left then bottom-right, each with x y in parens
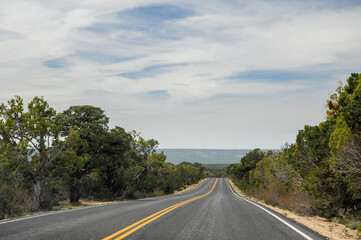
top-left (69, 180), bottom-right (80, 204)
top-left (32, 179), bottom-right (41, 211)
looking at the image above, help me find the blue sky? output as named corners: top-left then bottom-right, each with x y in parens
top-left (1, 0), bottom-right (361, 148)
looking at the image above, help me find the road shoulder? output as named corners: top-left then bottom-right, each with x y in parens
top-left (227, 178), bottom-right (360, 240)
top-left (0, 178), bottom-right (209, 224)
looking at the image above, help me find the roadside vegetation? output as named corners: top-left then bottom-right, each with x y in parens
top-left (204, 164), bottom-right (228, 177)
top-left (227, 73), bottom-right (361, 233)
top-left (0, 97), bottom-right (206, 219)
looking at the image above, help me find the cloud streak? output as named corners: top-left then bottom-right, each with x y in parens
top-left (1, 0), bottom-right (361, 148)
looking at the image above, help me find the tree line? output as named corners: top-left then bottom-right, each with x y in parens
top-left (228, 73), bottom-right (361, 220)
top-left (0, 97), bottom-right (206, 219)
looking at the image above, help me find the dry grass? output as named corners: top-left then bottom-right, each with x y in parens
top-left (67, 199), bottom-right (120, 208)
top-left (251, 181), bottom-right (316, 216)
top-left (227, 178), bottom-right (361, 240)
top-left (1, 178), bottom-right (210, 222)
top-left (0, 198), bottom-right (121, 222)
top-left (174, 178), bottom-right (209, 195)
top-left (39, 199), bottom-right (121, 213)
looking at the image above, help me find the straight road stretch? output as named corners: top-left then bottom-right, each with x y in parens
top-left (0, 178), bottom-right (325, 239)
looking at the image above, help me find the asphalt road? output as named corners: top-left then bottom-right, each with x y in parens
top-left (0, 178), bottom-right (325, 240)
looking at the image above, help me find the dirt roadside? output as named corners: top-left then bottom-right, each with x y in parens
top-left (227, 178), bottom-right (360, 240)
top-left (1, 178), bottom-right (209, 222)
top-left (174, 177), bottom-right (209, 195)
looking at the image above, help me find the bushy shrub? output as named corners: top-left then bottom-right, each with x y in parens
top-left (346, 221), bottom-right (361, 230)
top-left (0, 183), bottom-right (31, 219)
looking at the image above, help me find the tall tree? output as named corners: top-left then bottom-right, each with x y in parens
top-left (59, 105), bottom-right (109, 204)
top-left (0, 96), bottom-right (65, 211)
top-left (98, 126), bottom-right (133, 198)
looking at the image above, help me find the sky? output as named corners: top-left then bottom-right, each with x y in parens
top-left (1, 0), bottom-right (361, 149)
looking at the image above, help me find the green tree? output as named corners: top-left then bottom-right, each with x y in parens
top-left (97, 126), bottom-right (133, 198)
top-left (227, 149), bottom-right (266, 188)
top-left (0, 96), bottom-right (65, 211)
top-left (161, 162), bottom-right (182, 194)
top-left (129, 132), bottom-right (159, 195)
top-left (59, 105), bottom-right (109, 204)
top-left (329, 73), bottom-right (361, 202)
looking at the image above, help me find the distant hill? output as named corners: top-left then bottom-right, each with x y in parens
top-left (158, 149), bottom-right (254, 165)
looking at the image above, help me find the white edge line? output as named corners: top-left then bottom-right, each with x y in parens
top-left (138, 177), bottom-right (211, 201)
top-left (226, 179), bottom-right (314, 240)
top-left (0, 200), bottom-right (127, 225)
top-left (0, 179), bottom-right (211, 225)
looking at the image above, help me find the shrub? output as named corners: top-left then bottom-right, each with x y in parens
top-left (347, 221), bottom-right (361, 230)
top-left (0, 183), bottom-right (31, 219)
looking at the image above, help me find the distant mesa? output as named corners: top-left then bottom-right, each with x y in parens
top-left (158, 149), bottom-right (273, 165)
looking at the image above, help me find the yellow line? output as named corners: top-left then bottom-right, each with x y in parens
top-left (102, 202), bottom-right (186, 240)
top-left (103, 178), bottom-right (218, 240)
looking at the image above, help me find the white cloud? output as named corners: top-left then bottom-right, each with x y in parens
top-left (1, 0), bottom-right (361, 148)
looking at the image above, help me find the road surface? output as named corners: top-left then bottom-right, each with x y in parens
top-left (0, 178), bottom-right (324, 239)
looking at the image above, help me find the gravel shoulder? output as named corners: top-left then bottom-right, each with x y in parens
top-left (227, 178), bottom-right (360, 240)
top-left (1, 178), bottom-right (208, 223)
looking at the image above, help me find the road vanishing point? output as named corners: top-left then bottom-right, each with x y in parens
top-left (0, 178), bottom-right (325, 240)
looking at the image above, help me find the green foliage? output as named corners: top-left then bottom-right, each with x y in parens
top-left (0, 96), bottom-right (67, 211)
top-left (327, 73), bottom-right (361, 119)
top-left (346, 221), bottom-right (361, 230)
top-left (204, 164), bottom-right (228, 177)
top-left (344, 76), bottom-right (361, 133)
top-left (0, 183), bottom-right (31, 219)
top-left (228, 73), bottom-right (361, 220)
top-left (329, 116), bottom-right (351, 158)
top-left (228, 147), bottom-right (316, 215)
top-left (0, 96), bottom-right (206, 218)
top-left (57, 105), bottom-right (110, 203)
top-left (227, 149), bottom-right (266, 179)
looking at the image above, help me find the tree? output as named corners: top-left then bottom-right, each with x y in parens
top-left (329, 73), bottom-right (361, 203)
top-left (130, 131), bottom-right (159, 161)
top-left (129, 131), bottom-right (159, 195)
top-left (343, 74), bottom-right (361, 133)
top-left (97, 126), bottom-right (133, 198)
top-left (0, 96), bottom-right (66, 211)
top-left (227, 149), bottom-right (266, 187)
top-left (161, 162), bottom-right (182, 194)
top-left (336, 136), bottom-right (361, 199)
top-left (59, 105), bottom-right (109, 204)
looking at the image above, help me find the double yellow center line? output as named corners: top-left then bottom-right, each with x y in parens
top-left (103, 178), bottom-right (218, 240)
